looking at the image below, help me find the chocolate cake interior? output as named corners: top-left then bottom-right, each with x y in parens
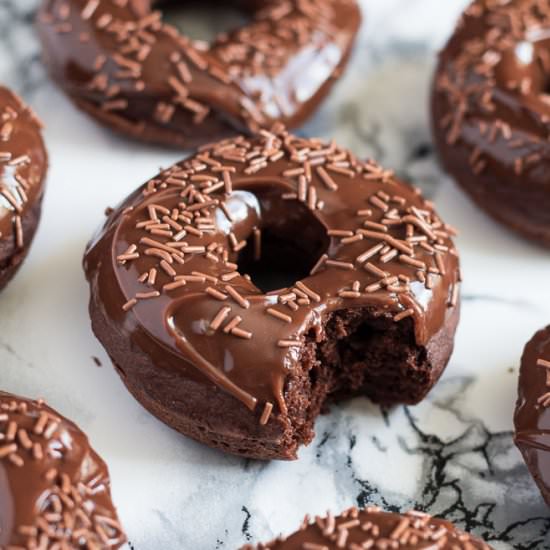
top-left (283, 309), bottom-right (430, 451)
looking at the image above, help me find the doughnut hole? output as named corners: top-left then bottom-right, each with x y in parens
top-left (235, 191), bottom-right (330, 294)
top-left (155, 1), bottom-right (251, 42)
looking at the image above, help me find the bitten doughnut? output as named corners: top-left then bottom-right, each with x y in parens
top-left (37, 0), bottom-right (360, 148)
top-left (0, 87), bottom-right (47, 291)
top-left (0, 391), bottom-right (126, 548)
top-left (514, 325), bottom-right (550, 505)
top-left (84, 127), bottom-right (461, 460)
top-left (432, 0), bottom-right (550, 246)
top-left (241, 506), bottom-right (492, 549)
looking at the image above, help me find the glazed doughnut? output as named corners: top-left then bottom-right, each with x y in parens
top-left (241, 506), bottom-right (492, 549)
top-left (0, 87), bottom-right (47, 291)
top-left (37, 0), bottom-right (360, 148)
top-left (432, 0), bottom-right (550, 246)
top-left (0, 391), bottom-right (126, 548)
top-left (84, 127), bottom-right (461, 460)
top-left (514, 325), bottom-right (550, 506)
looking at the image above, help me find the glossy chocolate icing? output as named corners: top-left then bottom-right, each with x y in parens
top-left (514, 325), bottom-right (550, 506)
top-left (0, 391), bottom-right (126, 548)
top-left (37, 0), bottom-right (361, 147)
top-left (241, 506), bottom-right (492, 549)
top-left (84, 127), bottom-right (460, 422)
top-left (431, 0), bottom-right (550, 246)
top-left (0, 86), bottom-right (47, 285)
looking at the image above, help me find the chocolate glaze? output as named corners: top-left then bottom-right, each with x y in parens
top-left (241, 506), bottom-right (492, 549)
top-left (514, 325), bottom-right (550, 506)
top-left (84, 127), bottom-right (461, 456)
top-left (37, 0), bottom-right (360, 148)
top-left (0, 391), bottom-right (126, 548)
top-left (431, 0), bottom-right (550, 247)
top-left (0, 87), bottom-right (47, 290)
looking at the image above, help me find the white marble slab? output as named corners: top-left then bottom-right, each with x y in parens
top-left (1, 0), bottom-right (550, 548)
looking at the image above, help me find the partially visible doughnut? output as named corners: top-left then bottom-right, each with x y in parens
top-left (514, 325), bottom-right (550, 506)
top-left (0, 87), bottom-right (47, 291)
top-left (0, 391), bottom-right (126, 548)
top-left (37, 0), bottom-right (361, 147)
top-left (241, 506), bottom-right (493, 549)
top-left (432, 0), bottom-right (550, 246)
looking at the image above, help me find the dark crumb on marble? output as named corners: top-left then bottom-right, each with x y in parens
top-left (410, 142), bottom-right (433, 160)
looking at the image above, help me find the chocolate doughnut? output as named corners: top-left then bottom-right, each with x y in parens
top-left (241, 506), bottom-right (492, 549)
top-left (514, 325), bottom-right (550, 506)
top-left (0, 391), bottom-right (126, 548)
top-left (0, 87), bottom-right (47, 291)
top-left (84, 127), bottom-right (461, 460)
top-left (431, 0), bottom-right (550, 246)
top-left (37, 0), bottom-right (360, 148)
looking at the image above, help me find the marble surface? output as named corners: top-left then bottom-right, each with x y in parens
top-left (1, 0), bottom-right (550, 548)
